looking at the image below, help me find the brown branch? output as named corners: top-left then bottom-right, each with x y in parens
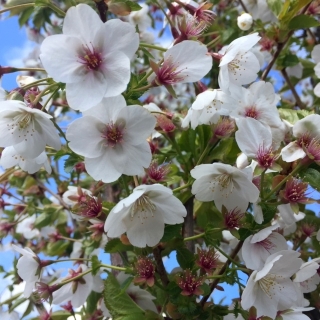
top-left (94, 0), bottom-right (108, 22)
top-left (261, 2), bottom-right (312, 81)
top-left (281, 68), bottom-right (306, 109)
top-left (183, 196), bottom-right (195, 252)
top-left (35, 177), bottom-right (69, 210)
top-left (200, 240), bottom-right (244, 306)
top-left (153, 246), bottom-right (169, 287)
top-left (238, 0), bottom-right (249, 13)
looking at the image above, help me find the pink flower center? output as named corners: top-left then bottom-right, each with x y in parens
top-left (258, 237), bottom-right (275, 253)
top-left (244, 106), bottom-right (259, 119)
top-left (297, 133), bottom-right (312, 148)
top-left (283, 178), bottom-right (308, 203)
top-left (79, 44), bottom-right (102, 71)
top-left (101, 121), bottom-right (125, 148)
top-left (224, 207), bottom-right (244, 229)
top-left (155, 58), bottom-right (185, 85)
top-left (257, 145), bottom-right (276, 168)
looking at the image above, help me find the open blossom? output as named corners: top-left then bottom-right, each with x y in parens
top-left (191, 163), bottom-right (259, 213)
top-left (52, 264), bottom-right (103, 308)
top-left (242, 225), bottom-right (288, 270)
top-left (235, 117), bottom-right (280, 171)
top-left (104, 184), bottom-right (186, 247)
top-left (281, 114), bottom-right (320, 162)
top-left (12, 245), bottom-right (41, 297)
top-left (241, 250), bottom-right (303, 319)
top-left (0, 147), bottom-right (52, 174)
top-left (228, 81), bottom-right (282, 129)
top-left (152, 40), bottom-right (212, 87)
top-left (0, 100), bottom-right (60, 159)
top-left (181, 89), bottom-right (233, 129)
top-left (217, 33), bottom-right (261, 93)
top-left (40, 4), bottom-right (139, 111)
top-left (66, 95), bottom-right (156, 183)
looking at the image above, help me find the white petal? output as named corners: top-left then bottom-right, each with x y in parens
top-left (67, 116), bottom-right (105, 158)
top-left (281, 141), bottom-right (306, 162)
top-left (63, 4), bottom-right (103, 42)
top-left (120, 142), bottom-right (152, 175)
top-left (100, 52), bottom-right (131, 98)
top-left (98, 19), bottom-right (139, 60)
top-left (122, 106), bottom-right (156, 145)
top-left (66, 72), bottom-right (107, 111)
top-left (123, 206), bottom-right (165, 247)
top-left (85, 153), bottom-right (121, 183)
top-left (164, 40), bottom-right (212, 83)
top-left (40, 35), bottom-right (85, 83)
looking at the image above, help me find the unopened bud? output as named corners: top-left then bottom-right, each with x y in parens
top-left (237, 13), bottom-right (253, 31)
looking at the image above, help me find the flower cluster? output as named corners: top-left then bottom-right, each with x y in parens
top-left (1, 1), bottom-right (320, 320)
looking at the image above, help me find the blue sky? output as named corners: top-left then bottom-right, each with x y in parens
top-left (0, 15), bottom-right (31, 90)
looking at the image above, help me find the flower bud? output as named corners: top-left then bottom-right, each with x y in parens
top-left (237, 13), bottom-right (253, 31)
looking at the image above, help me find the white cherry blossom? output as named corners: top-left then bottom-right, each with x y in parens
top-left (235, 117), bottom-right (280, 171)
top-left (281, 114), bottom-right (320, 162)
top-left (52, 264), bottom-right (103, 308)
top-left (241, 250), bottom-right (303, 318)
top-left (66, 95), bottom-right (156, 183)
top-left (153, 40), bottom-right (212, 87)
top-left (104, 184), bottom-right (187, 247)
top-left (0, 147), bottom-right (51, 174)
top-left (228, 81), bottom-right (282, 131)
top-left (242, 226), bottom-right (288, 270)
top-left (0, 100), bottom-right (60, 159)
top-left (191, 163), bottom-right (259, 213)
top-left (40, 4), bottom-right (139, 111)
top-left (181, 89), bottom-right (233, 129)
top-left (218, 33), bottom-right (261, 93)
top-left (12, 245), bottom-right (41, 297)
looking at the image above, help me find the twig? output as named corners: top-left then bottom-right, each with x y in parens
top-left (153, 246), bottom-right (169, 287)
top-left (183, 197), bottom-right (195, 252)
top-left (200, 240), bottom-right (243, 306)
top-left (281, 68), bottom-right (306, 109)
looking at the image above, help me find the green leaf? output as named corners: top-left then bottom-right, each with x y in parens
top-left (267, 0), bottom-right (282, 16)
top-left (288, 14), bottom-right (320, 30)
top-left (104, 238), bottom-right (133, 253)
top-left (278, 108), bottom-right (312, 124)
top-left (278, 0), bottom-right (312, 24)
top-left (86, 291), bottom-right (101, 314)
top-left (161, 224), bottom-right (182, 242)
top-left (64, 154), bottom-right (82, 173)
top-left (91, 255), bottom-right (100, 276)
top-left (210, 138), bottom-right (240, 164)
top-left (277, 53), bottom-right (299, 68)
top-left (300, 168), bottom-right (320, 191)
top-left (18, 7), bottom-right (33, 26)
top-left (46, 240), bottom-right (69, 256)
top-left (34, 212), bottom-right (52, 228)
top-left (238, 228), bottom-right (252, 241)
top-left (125, 0), bottom-right (142, 11)
top-left (104, 273), bottom-right (144, 317)
top-left (176, 248), bottom-right (195, 269)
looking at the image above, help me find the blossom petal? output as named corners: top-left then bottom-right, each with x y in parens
top-left (63, 4), bottom-right (103, 42)
top-left (40, 35), bottom-right (85, 83)
top-left (66, 71), bottom-right (107, 111)
top-left (98, 19), bottom-right (139, 60)
top-left (123, 207), bottom-right (165, 247)
top-left (67, 116), bottom-right (105, 158)
top-left (85, 153), bottom-right (121, 183)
